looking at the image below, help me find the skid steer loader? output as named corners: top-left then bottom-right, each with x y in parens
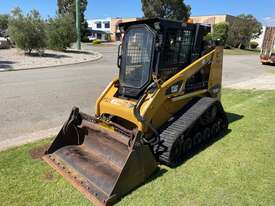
top-left (43, 18), bottom-right (228, 205)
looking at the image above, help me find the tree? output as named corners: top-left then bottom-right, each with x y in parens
top-left (0, 14), bottom-right (9, 37)
top-left (227, 14), bottom-right (262, 48)
top-left (211, 23), bottom-right (229, 43)
top-left (0, 14), bottom-right (9, 30)
top-left (46, 14), bottom-right (76, 51)
top-left (249, 41), bottom-right (259, 49)
top-left (57, 0), bottom-right (88, 39)
top-left (141, 0), bottom-right (191, 21)
top-left (8, 7), bottom-right (47, 54)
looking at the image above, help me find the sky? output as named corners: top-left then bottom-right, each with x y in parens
top-left (0, 0), bottom-right (274, 26)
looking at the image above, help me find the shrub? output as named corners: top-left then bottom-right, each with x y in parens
top-left (224, 44), bottom-right (232, 49)
top-left (92, 39), bottom-right (101, 45)
top-left (46, 14), bottom-right (76, 51)
top-left (212, 22), bottom-right (229, 43)
top-left (8, 8), bottom-right (47, 54)
top-left (0, 14), bottom-right (9, 30)
top-left (205, 23), bottom-right (229, 46)
top-left (81, 35), bottom-right (91, 43)
top-left (205, 33), bottom-right (213, 41)
top-left (250, 41), bottom-right (259, 49)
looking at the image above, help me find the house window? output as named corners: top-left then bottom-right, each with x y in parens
top-left (104, 22), bottom-right (110, 29)
top-left (96, 22), bottom-right (102, 28)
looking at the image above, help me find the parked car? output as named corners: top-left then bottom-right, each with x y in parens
top-left (0, 37), bottom-right (11, 49)
top-left (88, 35), bottom-right (97, 41)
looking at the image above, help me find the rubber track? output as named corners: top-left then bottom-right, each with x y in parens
top-left (156, 97), bottom-right (226, 166)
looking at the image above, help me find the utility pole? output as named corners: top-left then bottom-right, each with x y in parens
top-left (76, 0), bottom-right (81, 50)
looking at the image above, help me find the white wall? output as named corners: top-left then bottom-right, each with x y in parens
top-left (253, 26), bottom-right (266, 48)
top-left (87, 18), bottom-right (112, 33)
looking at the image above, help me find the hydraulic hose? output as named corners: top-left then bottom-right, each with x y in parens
top-left (133, 82), bottom-right (160, 145)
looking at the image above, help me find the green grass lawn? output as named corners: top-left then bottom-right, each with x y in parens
top-left (224, 48), bottom-right (260, 55)
top-left (1, 89), bottom-right (275, 206)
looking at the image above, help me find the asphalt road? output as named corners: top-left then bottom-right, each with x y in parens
top-left (0, 45), bottom-right (274, 144)
top-left (223, 55), bottom-right (275, 89)
top-left (0, 45), bottom-right (117, 142)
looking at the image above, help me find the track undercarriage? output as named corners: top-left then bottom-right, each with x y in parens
top-left (154, 97), bottom-right (228, 166)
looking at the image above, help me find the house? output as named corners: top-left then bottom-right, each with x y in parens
top-left (87, 18), bottom-right (112, 41)
top-left (190, 15), bottom-right (270, 49)
top-left (253, 26), bottom-right (266, 48)
top-left (87, 17), bottom-right (139, 42)
top-left (88, 15), bottom-right (238, 42)
top-left (190, 14), bottom-right (237, 31)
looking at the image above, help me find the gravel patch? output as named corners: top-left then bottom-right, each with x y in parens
top-left (0, 48), bottom-right (102, 71)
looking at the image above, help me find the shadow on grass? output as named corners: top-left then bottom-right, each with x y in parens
top-left (28, 52), bottom-right (70, 59)
top-left (177, 129), bottom-right (232, 167)
top-left (118, 167), bottom-right (168, 202)
top-left (65, 50), bottom-right (93, 55)
top-left (133, 112), bottom-right (244, 197)
top-left (132, 113), bottom-right (244, 201)
top-left (172, 112), bottom-right (243, 168)
top-left (14, 50), bottom-right (94, 59)
top-left (227, 112), bottom-right (244, 124)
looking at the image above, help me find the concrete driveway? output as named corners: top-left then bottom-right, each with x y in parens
top-left (0, 45), bottom-right (274, 150)
top-left (223, 55), bottom-right (275, 90)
